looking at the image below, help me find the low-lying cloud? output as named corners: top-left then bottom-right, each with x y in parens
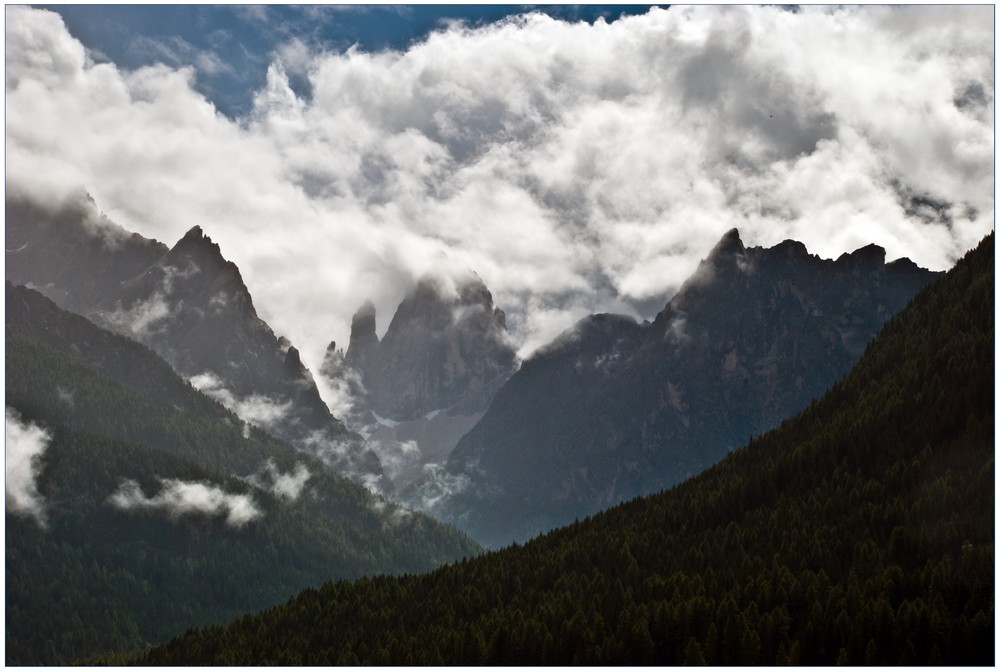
top-left (405, 462), bottom-right (471, 515)
top-left (5, 407), bottom-right (51, 528)
top-left (109, 477), bottom-right (262, 528)
top-left (367, 438), bottom-right (422, 483)
top-left (102, 291), bottom-right (174, 339)
top-left (368, 492), bottom-right (414, 528)
top-left (5, 5), bottom-right (994, 379)
top-left (246, 459), bottom-right (311, 501)
top-left (189, 371), bottom-right (293, 429)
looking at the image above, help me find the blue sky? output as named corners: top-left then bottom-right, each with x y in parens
top-left (43, 5), bottom-right (656, 118)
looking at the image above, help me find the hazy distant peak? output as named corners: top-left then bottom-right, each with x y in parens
top-left (350, 300), bottom-right (378, 337)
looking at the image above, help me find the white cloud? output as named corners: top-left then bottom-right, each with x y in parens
top-left (129, 35), bottom-right (234, 77)
top-left (5, 5), bottom-right (993, 378)
top-left (188, 371), bottom-right (293, 429)
top-left (406, 462), bottom-right (471, 514)
top-left (103, 291), bottom-right (174, 339)
top-left (246, 459), bottom-right (312, 501)
top-left (367, 438), bottom-right (421, 483)
top-left (5, 408), bottom-right (51, 528)
top-left (108, 477), bottom-right (262, 528)
top-left (367, 492), bottom-right (414, 528)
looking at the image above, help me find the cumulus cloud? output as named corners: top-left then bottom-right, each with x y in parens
top-left (189, 371), bottom-right (293, 429)
top-left (5, 408), bottom-right (51, 528)
top-left (246, 459), bottom-right (311, 501)
top-left (108, 477), bottom-right (262, 528)
top-left (5, 5), bottom-right (993, 380)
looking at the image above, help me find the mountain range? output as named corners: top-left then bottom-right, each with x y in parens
top-left (7, 194), bottom-right (943, 551)
top-left (5, 281), bottom-right (479, 664)
top-left (132, 231), bottom-right (994, 666)
top-left (6, 194), bottom-right (387, 492)
top-left (7, 188), bottom-right (982, 665)
top-left (320, 271), bottom-right (518, 489)
top-left (415, 228), bottom-right (939, 546)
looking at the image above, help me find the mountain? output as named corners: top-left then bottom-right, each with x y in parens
top-left (321, 271), bottom-right (518, 489)
top-left (5, 193), bottom-right (387, 491)
top-left (132, 233), bottom-right (994, 666)
top-left (5, 283), bottom-right (480, 665)
top-left (5, 193), bottom-right (167, 315)
top-left (427, 229), bottom-right (940, 546)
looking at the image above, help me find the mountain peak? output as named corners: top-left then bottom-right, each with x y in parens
top-left (352, 300), bottom-right (377, 332)
top-left (345, 300), bottom-right (380, 371)
top-left (169, 224), bottom-right (227, 266)
top-left (182, 225), bottom-right (205, 241)
top-left (337, 271), bottom-right (518, 422)
top-left (837, 243), bottom-right (887, 270)
top-left (706, 227), bottom-right (746, 262)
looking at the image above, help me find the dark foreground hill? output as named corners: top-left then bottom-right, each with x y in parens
top-left (5, 284), bottom-right (479, 665)
top-left (133, 233), bottom-right (994, 666)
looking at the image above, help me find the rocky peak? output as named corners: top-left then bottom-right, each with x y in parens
top-left (332, 271), bottom-right (519, 422)
top-left (168, 225), bottom-right (230, 269)
top-left (181, 224), bottom-right (205, 241)
top-left (769, 239), bottom-right (810, 260)
top-left (284, 344), bottom-right (304, 374)
top-left (705, 227), bottom-right (747, 265)
top-left (345, 300), bottom-right (379, 370)
top-left (837, 243), bottom-right (887, 272)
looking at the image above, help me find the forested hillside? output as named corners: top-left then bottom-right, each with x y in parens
top-left (134, 233), bottom-right (993, 665)
top-left (5, 286), bottom-right (479, 665)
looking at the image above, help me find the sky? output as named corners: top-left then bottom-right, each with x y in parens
top-left (5, 4), bottom-right (995, 386)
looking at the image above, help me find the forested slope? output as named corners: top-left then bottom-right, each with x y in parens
top-left (135, 233), bottom-right (994, 665)
top-left (5, 286), bottom-right (480, 665)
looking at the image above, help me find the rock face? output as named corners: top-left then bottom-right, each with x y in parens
top-left (5, 193), bottom-right (388, 491)
top-left (5, 194), bottom-right (168, 315)
top-left (322, 271), bottom-right (519, 490)
top-left (346, 273), bottom-right (518, 421)
top-left (428, 228), bottom-right (940, 547)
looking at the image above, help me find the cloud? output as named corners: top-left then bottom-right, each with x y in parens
top-left (56, 386), bottom-right (76, 407)
top-left (367, 492), bottom-right (414, 528)
top-left (5, 407), bottom-right (51, 528)
top-left (103, 291), bottom-right (174, 338)
top-left (367, 438), bottom-right (421, 483)
top-left (99, 258), bottom-right (202, 339)
top-left (405, 462), bottom-right (471, 514)
top-left (108, 477), bottom-right (262, 528)
top-left (188, 371), bottom-right (293, 429)
top-left (315, 350), bottom-right (367, 423)
top-left (5, 5), bottom-right (994, 380)
top-left (246, 459), bottom-right (311, 501)
top-left (129, 35), bottom-right (234, 77)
